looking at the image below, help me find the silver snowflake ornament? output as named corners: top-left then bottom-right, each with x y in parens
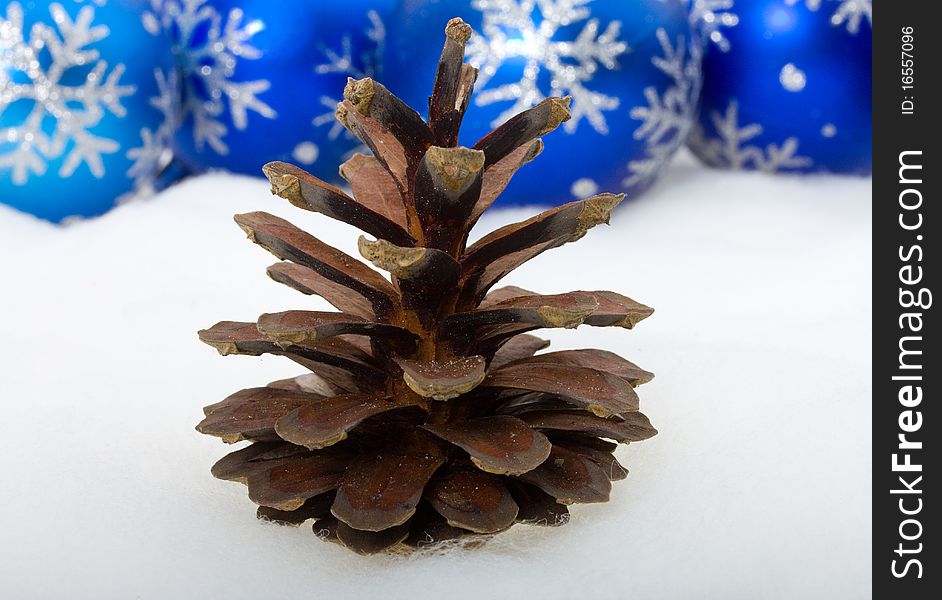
top-left (143, 0), bottom-right (276, 155)
top-left (465, 0), bottom-right (629, 134)
top-left (311, 9), bottom-right (386, 143)
top-left (124, 68), bottom-right (180, 199)
top-left (624, 27), bottom-right (702, 188)
top-left (1, 2), bottom-right (135, 184)
top-left (685, 0), bottom-right (739, 51)
top-left (786, 0), bottom-right (872, 35)
top-left (688, 99), bottom-right (812, 172)
top-left (291, 8), bottom-right (387, 167)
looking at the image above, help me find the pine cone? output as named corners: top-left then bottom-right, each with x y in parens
top-left (197, 17), bottom-right (657, 555)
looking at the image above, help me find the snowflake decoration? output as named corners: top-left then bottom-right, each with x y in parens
top-left (688, 99), bottom-right (812, 172)
top-left (123, 68), bottom-right (180, 199)
top-left (0, 2), bottom-right (135, 185)
top-left (829, 0), bottom-right (871, 33)
top-left (142, 0), bottom-right (275, 155)
top-left (311, 9), bottom-right (385, 143)
top-left (623, 28), bottom-right (702, 188)
top-left (314, 9), bottom-right (384, 80)
top-left (465, 0), bottom-right (629, 135)
top-left (786, 0), bottom-right (872, 35)
top-left (685, 0), bottom-right (739, 51)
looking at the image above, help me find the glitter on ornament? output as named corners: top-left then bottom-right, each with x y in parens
top-left (311, 9), bottom-right (385, 146)
top-left (125, 68), bottom-right (179, 197)
top-left (570, 177), bottom-right (599, 198)
top-left (778, 63), bottom-right (806, 92)
top-left (828, 0), bottom-right (871, 34)
top-left (689, 0), bottom-right (870, 174)
top-left (689, 99), bottom-right (811, 172)
top-left (291, 141), bottom-right (319, 165)
top-left (311, 96), bottom-right (347, 141)
top-left (142, 0), bottom-right (276, 155)
top-left (0, 2), bottom-right (135, 184)
top-left (314, 9), bottom-right (384, 79)
top-left (785, 0), bottom-right (872, 35)
top-left (685, 0), bottom-right (739, 51)
top-left (624, 28), bottom-right (701, 188)
top-left (464, 0), bottom-right (629, 134)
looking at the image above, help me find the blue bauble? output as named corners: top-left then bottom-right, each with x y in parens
top-left (1, 0), bottom-right (178, 223)
top-left (388, 0), bottom-right (699, 206)
top-left (149, 0), bottom-right (396, 182)
top-left (688, 0), bottom-right (872, 174)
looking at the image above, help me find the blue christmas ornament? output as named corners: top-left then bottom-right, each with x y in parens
top-left (1, 0), bottom-right (178, 223)
top-left (388, 0), bottom-right (700, 206)
top-left (688, 0), bottom-right (872, 174)
top-left (145, 0), bottom-right (396, 183)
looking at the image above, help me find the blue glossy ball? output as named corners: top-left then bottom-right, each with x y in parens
top-left (388, 0), bottom-right (699, 206)
top-left (156, 0), bottom-right (396, 183)
top-left (1, 0), bottom-right (178, 222)
top-left (688, 0), bottom-right (872, 174)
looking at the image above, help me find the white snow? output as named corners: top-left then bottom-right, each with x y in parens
top-left (0, 152), bottom-right (871, 599)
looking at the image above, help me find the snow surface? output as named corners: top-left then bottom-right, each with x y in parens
top-left (0, 152), bottom-right (871, 599)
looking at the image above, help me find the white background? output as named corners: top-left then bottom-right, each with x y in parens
top-left (0, 152), bottom-right (872, 599)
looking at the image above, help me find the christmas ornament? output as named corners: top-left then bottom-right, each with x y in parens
top-left (387, 0), bottom-right (700, 206)
top-left (197, 18), bottom-right (657, 554)
top-left (1, 1), bottom-right (178, 223)
top-left (688, 0), bottom-right (872, 173)
top-left (144, 0), bottom-right (396, 183)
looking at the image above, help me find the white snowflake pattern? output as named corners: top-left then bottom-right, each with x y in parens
top-left (685, 0), bottom-right (739, 51)
top-left (123, 68), bottom-right (180, 199)
top-left (689, 99), bottom-right (812, 172)
top-left (785, 0), bottom-right (872, 35)
top-left (311, 9), bottom-right (385, 143)
top-left (829, 0), bottom-right (871, 34)
top-left (465, 0), bottom-right (629, 135)
top-left (0, 2), bottom-right (135, 184)
top-left (310, 97), bottom-right (346, 142)
top-left (314, 9), bottom-right (384, 80)
top-left (142, 0), bottom-right (275, 155)
top-left (623, 28), bottom-right (702, 188)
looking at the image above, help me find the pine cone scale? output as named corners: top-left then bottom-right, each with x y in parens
top-left (429, 18), bottom-right (476, 147)
top-left (266, 261), bottom-right (378, 319)
top-left (422, 415), bottom-right (553, 476)
top-left (247, 449), bottom-right (351, 511)
top-left (258, 493), bottom-right (334, 526)
top-left (198, 321), bottom-right (386, 390)
top-left (342, 77), bottom-right (434, 156)
top-left (489, 334), bottom-right (551, 369)
top-left (273, 393), bottom-right (407, 450)
top-left (505, 349), bottom-right (655, 386)
top-left (339, 153), bottom-right (408, 226)
top-left (262, 160), bottom-right (414, 247)
top-left (330, 432), bottom-right (446, 532)
top-left (197, 386), bottom-right (323, 443)
top-left (336, 101), bottom-right (412, 193)
top-left (425, 469), bottom-right (518, 534)
top-left (471, 96), bottom-right (572, 167)
top-left (517, 445), bottom-right (612, 505)
top-left (519, 410), bottom-right (659, 443)
top-left (233, 212), bottom-right (401, 316)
